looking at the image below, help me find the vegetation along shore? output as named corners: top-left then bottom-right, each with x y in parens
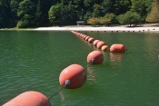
top-left (0, 0), bottom-right (159, 29)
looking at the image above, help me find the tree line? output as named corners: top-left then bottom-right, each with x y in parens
top-left (0, 0), bottom-right (158, 28)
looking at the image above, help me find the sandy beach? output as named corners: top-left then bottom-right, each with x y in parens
top-left (1, 24), bottom-right (159, 32)
top-left (33, 23), bottom-right (159, 32)
top-left (34, 26), bottom-right (159, 32)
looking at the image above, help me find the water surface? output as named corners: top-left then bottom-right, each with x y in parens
top-left (0, 31), bottom-right (159, 106)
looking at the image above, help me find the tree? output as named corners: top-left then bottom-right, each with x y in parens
top-left (87, 17), bottom-right (99, 25)
top-left (48, 3), bottom-right (61, 25)
top-left (100, 0), bottom-right (131, 15)
top-left (0, 0), bottom-right (12, 28)
top-left (17, 0), bottom-right (36, 28)
top-left (92, 4), bottom-right (101, 17)
top-left (35, 0), bottom-right (53, 26)
top-left (100, 0), bottom-right (112, 14)
top-left (117, 11), bottom-right (141, 26)
top-left (84, 0), bottom-right (92, 7)
top-left (87, 17), bottom-right (111, 26)
top-left (114, 0), bottom-right (131, 15)
top-left (48, 1), bottom-right (80, 26)
top-left (104, 13), bottom-right (117, 25)
top-left (146, 0), bottom-right (159, 22)
top-left (98, 17), bottom-right (111, 25)
top-left (131, 0), bottom-right (152, 21)
top-left (84, 11), bottom-right (92, 21)
top-left (0, 0), bottom-right (155, 28)
top-left (17, 14), bottom-right (32, 28)
top-left (10, 0), bottom-right (22, 27)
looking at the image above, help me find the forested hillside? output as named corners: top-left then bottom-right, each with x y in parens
top-left (0, 0), bottom-right (157, 28)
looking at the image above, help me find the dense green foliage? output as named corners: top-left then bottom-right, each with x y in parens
top-left (0, 0), bottom-right (155, 28)
top-left (146, 0), bottom-right (159, 22)
top-left (117, 11), bottom-right (141, 26)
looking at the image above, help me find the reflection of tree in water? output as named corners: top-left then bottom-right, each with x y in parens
top-left (60, 91), bottom-right (66, 106)
top-left (87, 66), bottom-right (96, 85)
top-left (110, 53), bottom-right (123, 67)
top-left (109, 52), bottom-right (124, 77)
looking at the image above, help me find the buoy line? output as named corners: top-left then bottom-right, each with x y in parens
top-left (71, 31), bottom-right (126, 53)
top-left (3, 31), bottom-right (126, 106)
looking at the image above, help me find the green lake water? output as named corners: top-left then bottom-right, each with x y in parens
top-left (0, 30), bottom-right (159, 106)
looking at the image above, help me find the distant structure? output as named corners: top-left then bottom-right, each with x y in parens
top-left (76, 21), bottom-right (85, 26)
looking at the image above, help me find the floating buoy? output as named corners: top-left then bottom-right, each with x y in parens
top-left (87, 50), bottom-right (104, 64)
top-left (93, 40), bottom-right (100, 46)
top-left (3, 91), bottom-right (51, 106)
top-left (85, 36), bottom-right (90, 41)
top-left (59, 64), bottom-right (86, 89)
top-left (82, 35), bottom-right (86, 39)
top-left (96, 41), bottom-right (106, 49)
top-left (101, 45), bottom-right (109, 51)
top-left (88, 37), bottom-right (94, 43)
top-left (110, 44), bottom-right (125, 53)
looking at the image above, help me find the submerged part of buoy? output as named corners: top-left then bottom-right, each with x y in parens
top-left (59, 64), bottom-right (86, 89)
top-left (93, 40), bottom-right (100, 46)
top-left (96, 41), bottom-right (106, 49)
top-left (101, 45), bottom-right (109, 51)
top-left (110, 44), bottom-right (125, 53)
top-left (87, 50), bottom-right (104, 64)
top-left (3, 91), bottom-right (51, 106)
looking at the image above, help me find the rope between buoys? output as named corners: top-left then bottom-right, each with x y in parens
top-left (48, 80), bottom-right (70, 100)
top-left (87, 59), bottom-right (94, 69)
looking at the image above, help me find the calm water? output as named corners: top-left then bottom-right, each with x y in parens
top-left (0, 30), bottom-right (159, 106)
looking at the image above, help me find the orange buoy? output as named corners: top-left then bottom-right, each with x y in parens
top-left (85, 36), bottom-right (90, 41)
top-left (93, 40), bottom-right (100, 46)
top-left (101, 45), bottom-right (109, 51)
top-left (87, 50), bottom-right (104, 64)
top-left (110, 44), bottom-right (126, 53)
top-left (81, 34), bottom-right (85, 38)
top-left (59, 64), bottom-right (86, 89)
top-left (88, 37), bottom-right (94, 43)
top-left (83, 36), bottom-right (86, 39)
top-left (96, 41), bottom-right (106, 49)
top-left (3, 91), bottom-right (51, 106)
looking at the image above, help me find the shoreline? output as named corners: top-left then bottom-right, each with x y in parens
top-left (34, 23), bottom-right (159, 32)
top-left (34, 26), bottom-right (159, 32)
top-left (1, 24), bottom-right (159, 32)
